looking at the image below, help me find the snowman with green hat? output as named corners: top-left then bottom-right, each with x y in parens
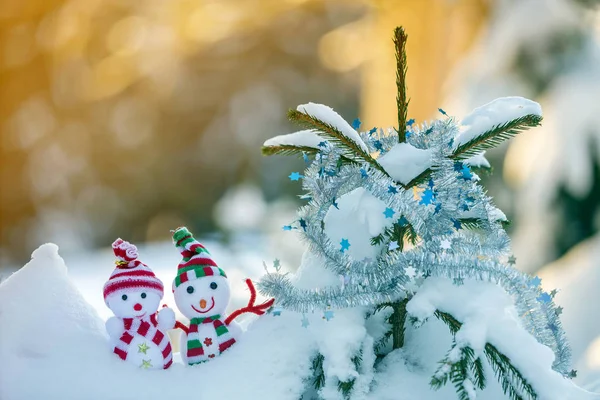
top-left (171, 227), bottom-right (275, 365)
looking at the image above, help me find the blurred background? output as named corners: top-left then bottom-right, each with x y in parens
top-left (2, 0), bottom-right (600, 388)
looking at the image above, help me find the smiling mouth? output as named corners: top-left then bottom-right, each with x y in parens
top-left (191, 297), bottom-right (215, 314)
top-left (135, 312), bottom-right (146, 319)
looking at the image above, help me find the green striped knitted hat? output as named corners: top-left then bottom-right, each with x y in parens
top-left (171, 227), bottom-right (227, 291)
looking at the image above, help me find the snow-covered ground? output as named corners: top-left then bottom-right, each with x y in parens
top-left (1, 240), bottom-right (599, 399)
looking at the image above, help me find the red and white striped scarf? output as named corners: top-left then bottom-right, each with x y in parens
top-left (113, 313), bottom-right (173, 369)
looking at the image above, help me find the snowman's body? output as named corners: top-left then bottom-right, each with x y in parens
top-left (179, 316), bottom-right (240, 365)
top-left (174, 272), bottom-right (240, 365)
top-left (108, 313), bottom-right (174, 369)
top-left (171, 228), bottom-right (271, 366)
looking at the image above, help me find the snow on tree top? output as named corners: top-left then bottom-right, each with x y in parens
top-left (296, 103), bottom-right (369, 153)
top-left (377, 143), bottom-right (433, 185)
top-left (454, 97), bottom-right (542, 150)
top-left (263, 129), bottom-right (322, 149)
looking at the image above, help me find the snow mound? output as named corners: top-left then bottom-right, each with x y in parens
top-left (377, 143), bottom-right (433, 185)
top-left (0, 244), bottom-right (315, 400)
top-left (296, 103), bottom-right (369, 153)
top-left (454, 97), bottom-right (542, 149)
top-left (406, 278), bottom-right (597, 400)
top-left (323, 188), bottom-right (394, 260)
top-left (263, 129), bottom-right (323, 149)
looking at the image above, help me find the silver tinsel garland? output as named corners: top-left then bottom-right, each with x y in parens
top-left (258, 117), bottom-right (572, 375)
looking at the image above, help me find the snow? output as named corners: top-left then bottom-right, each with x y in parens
top-left (538, 234), bottom-right (600, 385)
top-left (454, 97), bottom-right (542, 149)
top-left (323, 188), bottom-right (395, 260)
top-left (263, 129), bottom-right (323, 149)
top-left (1, 244), bottom-right (598, 399)
top-left (0, 243), bottom-right (315, 400)
top-left (406, 277), bottom-right (598, 400)
top-left (296, 103), bottom-right (369, 153)
top-left (464, 152), bottom-right (491, 169)
top-left (377, 143), bottom-right (433, 185)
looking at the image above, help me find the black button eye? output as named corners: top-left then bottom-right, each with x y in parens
top-left (210, 282), bottom-right (218, 290)
top-left (121, 294), bottom-right (128, 301)
top-left (187, 286), bottom-right (194, 294)
top-left (141, 293), bottom-right (146, 299)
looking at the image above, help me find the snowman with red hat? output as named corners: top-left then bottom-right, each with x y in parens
top-left (104, 239), bottom-right (176, 369)
top-left (171, 227), bottom-right (274, 366)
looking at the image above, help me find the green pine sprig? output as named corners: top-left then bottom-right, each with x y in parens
top-left (261, 145), bottom-right (320, 157)
top-left (287, 109), bottom-right (389, 176)
top-left (394, 27), bottom-right (410, 142)
top-left (451, 114), bottom-right (542, 160)
top-left (435, 311), bottom-right (538, 400)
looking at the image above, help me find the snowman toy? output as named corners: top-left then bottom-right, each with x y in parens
top-left (103, 239), bottom-right (176, 369)
top-left (171, 227), bottom-right (274, 366)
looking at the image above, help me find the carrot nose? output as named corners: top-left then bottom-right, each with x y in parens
top-left (199, 299), bottom-right (207, 308)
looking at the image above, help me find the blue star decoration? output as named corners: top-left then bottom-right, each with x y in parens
top-left (508, 255), bottom-right (517, 265)
top-left (368, 127), bottom-right (377, 136)
top-left (360, 168), bottom-right (368, 178)
top-left (323, 310), bottom-right (335, 321)
top-left (318, 141), bottom-right (328, 148)
top-left (438, 108), bottom-right (448, 116)
top-left (460, 203), bottom-right (470, 211)
top-left (383, 207), bottom-right (395, 219)
top-left (352, 118), bottom-right (361, 129)
top-left (373, 140), bottom-right (383, 151)
top-left (537, 292), bottom-right (552, 304)
top-left (448, 138), bottom-right (454, 148)
top-left (433, 203), bottom-right (442, 215)
top-left (340, 238), bottom-right (350, 253)
top-left (407, 118), bottom-right (415, 126)
top-left (528, 276), bottom-right (541, 287)
top-left (273, 259), bottom-right (281, 272)
top-left (332, 198), bottom-right (339, 209)
top-left (388, 185), bottom-right (397, 194)
top-left (405, 130), bottom-right (412, 139)
top-left (272, 308), bottom-right (282, 317)
top-left (428, 179), bottom-right (435, 189)
top-left (454, 162), bottom-right (473, 180)
top-left (548, 322), bottom-right (559, 334)
top-left (302, 152), bottom-right (310, 163)
top-left (301, 315), bottom-right (310, 328)
top-left (289, 172), bottom-right (302, 181)
top-left (452, 219), bottom-right (462, 230)
top-left (397, 216), bottom-right (409, 227)
top-left (282, 225), bottom-right (294, 231)
top-left (420, 188), bottom-right (435, 205)
top-left (299, 218), bottom-right (307, 231)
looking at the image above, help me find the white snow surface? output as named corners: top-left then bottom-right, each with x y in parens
top-left (454, 97), bottom-right (542, 149)
top-left (1, 244), bottom-right (598, 399)
top-left (0, 244), bottom-right (315, 400)
top-left (406, 277), bottom-right (598, 400)
top-left (296, 103), bottom-right (369, 153)
top-left (464, 151), bottom-right (491, 169)
top-left (263, 129), bottom-right (323, 149)
top-left (377, 143), bottom-right (433, 185)
top-left (323, 188), bottom-right (394, 261)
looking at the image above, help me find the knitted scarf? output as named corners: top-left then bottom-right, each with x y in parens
top-left (114, 313), bottom-right (173, 369)
top-left (186, 315), bottom-right (236, 365)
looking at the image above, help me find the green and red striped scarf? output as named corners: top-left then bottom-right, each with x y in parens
top-left (186, 315), bottom-right (236, 365)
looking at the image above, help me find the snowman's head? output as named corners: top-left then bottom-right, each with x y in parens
top-left (174, 276), bottom-right (230, 320)
top-left (106, 289), bottom-right (162, 319)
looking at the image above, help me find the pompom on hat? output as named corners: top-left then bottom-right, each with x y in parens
top-left (172, 227), bottom-right (227, 291)
top-left (103, 239), bottom-right (164, 302)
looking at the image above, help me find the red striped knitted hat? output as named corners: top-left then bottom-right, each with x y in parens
top-left (103, 239), bottom-right (164, 301)
top-left (172, 227), bottom-right (227, 291)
